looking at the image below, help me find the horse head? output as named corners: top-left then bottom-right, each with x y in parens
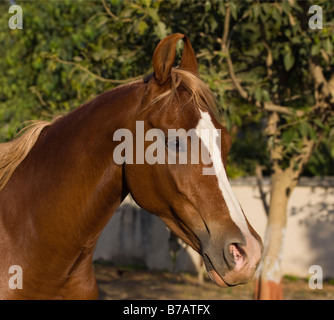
top-left (123, 34), bottom-right (263, 287)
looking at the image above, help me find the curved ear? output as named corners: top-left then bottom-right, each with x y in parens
top-left (180, 35), bottom-right (198, 76)
top-left (153, 33), bottom-right (198, 85)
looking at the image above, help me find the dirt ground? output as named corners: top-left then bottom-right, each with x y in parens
top-left (94, 264), bottom-right (334, 300)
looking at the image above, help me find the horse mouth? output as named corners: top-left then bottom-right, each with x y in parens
top-left (202, 254), bottom-right (229, 287)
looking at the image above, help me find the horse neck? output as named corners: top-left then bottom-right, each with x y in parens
top-left (13, 83), bottom-right (146, 251)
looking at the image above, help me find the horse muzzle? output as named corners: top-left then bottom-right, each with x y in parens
top-left (202, 234), bottom-right (263, 287)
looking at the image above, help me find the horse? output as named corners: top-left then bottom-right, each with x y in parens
top-left (0, 33), bottom-right (262, 299)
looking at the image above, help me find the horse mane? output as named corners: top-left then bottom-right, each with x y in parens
top-left (148, 68), bottom-right (220, 120)
top-left (0, 121), bottom-right (51, 191)
top-left (0, 69), bottom-right (218, 192)
top-left (0, 79), bottom-right (144, 193)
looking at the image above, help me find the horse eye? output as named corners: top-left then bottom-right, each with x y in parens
top-left (166, 138), bottom-right (181, 152)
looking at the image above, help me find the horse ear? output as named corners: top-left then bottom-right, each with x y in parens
top-left (179, 35), bottom-right (198, 76)
top-left (153, 33), bottom-right (198, 85)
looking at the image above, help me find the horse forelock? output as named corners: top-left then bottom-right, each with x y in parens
top-left (147, 68), bottom-right (220, 120)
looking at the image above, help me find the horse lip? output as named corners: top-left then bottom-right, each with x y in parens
top-left (203, 253), bottom-right (214, 271)
top-left (203, 253), bottom-right (230, 287)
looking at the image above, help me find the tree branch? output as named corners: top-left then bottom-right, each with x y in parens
top-left (309, 57), bottom-right (334, 105)
top-left (49, 56), bottom-right (144, 84)
top-left (29, 86), bottom-right (48, 107)
top-left (101, 0), bottom-right (119, 20)
top-left (219, 5), bottom-right (327, 122)
top-left (329, 73), bottom-right (334, 91)
top-left (226, 55), bottom-right (250, 100)
top-left (287, 135), bottom-right (320, 186)
top-left (220, 6), bottom-right (250, 101)
top-left (262, 41), bottom-right (273, 79)
top-left (263, 102), bottom-right (304, 117)
top-left (221, 5), bottom-right (230, 53)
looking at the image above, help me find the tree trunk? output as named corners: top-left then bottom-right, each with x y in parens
top-left (254, 169), bottom-right (293, 300)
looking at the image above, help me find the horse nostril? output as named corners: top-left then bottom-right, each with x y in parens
top-left (223, 242), bottom-right (246, 270)
top-left (230, 243), bottom-right (246, 267)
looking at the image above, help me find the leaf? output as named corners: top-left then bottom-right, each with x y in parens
top-left (311, 43), bottom-right (321, 56)
top-left (272, 6), bottom-right (281, 23)
top-left (137, 20), bottom-right (148, 35)
top-left (229, 2), bottom-right (237, 20)
top-left (254, 86), bottom-right (263, 102)
top-left (262, 90), bottom-right (270, 102)
top-left (324, 38), bottom-right (333, 54)
top-left (147, 7), bottom-right (159, 22)
top-left (141, 0), bottom-right (151, 7)
top-left (283, 51), bottom-right (295, 71)
top-left (292, 160), bottom-right (300, 171)
top-left (176, 39), bottom-right (184, 59)
top-left (205, 1), bottom-right (211, 13)
top-left (154, 21), bottom-right (167, 40)
top-left (307, 126), bottom-right (318, 141)
top-left (281, 130), bottom-right (295, 145)
top-left (253, 4), bottom-right (260, 20)
top-left (313, 118), bottom-right (325, 129)
top-left (298, 122), bottom-right (309, 138)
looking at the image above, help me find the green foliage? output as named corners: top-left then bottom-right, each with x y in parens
top-left (215, 0), bottom-right (334, 176)
top-left (0, 0), bottom-right (169, 140)
top-left (0, 0), bottom-right (333, 176)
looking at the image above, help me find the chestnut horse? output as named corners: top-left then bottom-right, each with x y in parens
top-left (0, 34), bottom-right (262, 299)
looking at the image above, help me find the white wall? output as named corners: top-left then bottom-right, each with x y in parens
top-left (93, 177), bottom-right (334, 278)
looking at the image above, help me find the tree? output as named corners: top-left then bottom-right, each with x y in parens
top-left (0, 0), bottom-right (168, 141)
top-left (214, 0), bottom-right (334, 299)
top-left (1, 0), bottom-right (333, 299)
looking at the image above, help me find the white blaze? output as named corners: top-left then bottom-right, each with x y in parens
top-left (195, 110), bottom-right (250, 235)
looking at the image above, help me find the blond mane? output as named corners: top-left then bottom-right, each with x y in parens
top-left (148, 68), bottom-right (220, 120)
top-left (0, 121), bottom-right (51, 191)
top-left (0, 70), bottom-right (219, 192)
